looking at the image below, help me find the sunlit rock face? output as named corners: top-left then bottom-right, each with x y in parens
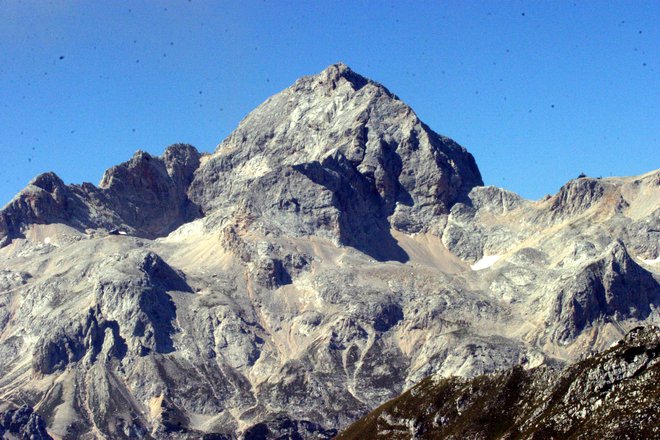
top-left (189, 62), bottom-right (483, 262)
top-left (0, 64), bottom-right (658, 439)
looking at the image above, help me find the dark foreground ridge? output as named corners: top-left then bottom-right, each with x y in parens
top-left (337, 326), bottom-right (660, 440)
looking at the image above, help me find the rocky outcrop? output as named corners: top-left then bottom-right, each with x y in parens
top-left (0, 144), bottom-right (201, 246)
top-left (31, 250), bottom-right (183, 369)
top-left (550, 177), bottom-right (609, 219)
top-left (0, 405), bottom-right (53, 440)
top-left (441, 186), bottom-right (529, 262)
top-left (32, 306), bottom-right (126, 374)
top-left (0, 172), bottom-right (93, 246)
top-left (92, 250), bottom-right (191, 356)
top-left (98, 145), bottom-right (202, 237)
top-left (548, 241), bottom-right (660, 343)
top-left (468, 185), bottom-right (525, 214)
top-left (337, 326), bottom-right (660, 440)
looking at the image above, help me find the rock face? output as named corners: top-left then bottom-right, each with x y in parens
top-left (0, 405), bottom-right (53, 440)
top-left (190, 62), bottom-right (482, 261)
top-left (336, 326), bottom-right (660, 440)
top-left (0, 64), bottom-right (658, 439)
top-left (0, 143), bottom-right (201, 246)
top-left (548, 240), bottom-right (659, 344)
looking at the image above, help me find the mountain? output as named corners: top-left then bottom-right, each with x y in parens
top-left (0, 63), bottom-right (658, 439)
top-left (336, 325), bottom-right (660, 439)
top-left (190, 62), bottom-right (483, 262)
top-left (0, 144), bottom-right (201, 247)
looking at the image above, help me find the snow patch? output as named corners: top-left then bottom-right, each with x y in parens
top-left (241, 155), bottom-right (271, 179)
top-left (471, 255), bottom-right (502, 271)
top-left (42, 236), bottom-right (59, 247)
top-left (640, 256), bottom-right (660, 265)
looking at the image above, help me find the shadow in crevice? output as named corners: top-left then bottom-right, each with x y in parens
top-left (133, 252), bottom-right (192, 355)
top-left (32, 306), bottom-right (128, 374)
top-left (340, 216), bottom-right (409, 263)
top-left (294, 152), bottom-right (409, 263)
top-left (140, 252), bottom-right (193, 293)
top-left (137, 288), bottom-right (177, 354)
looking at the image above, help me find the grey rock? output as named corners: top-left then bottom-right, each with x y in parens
top-left (0, 144), bottom-right (201, 246)
top-left (549, 176), bottom-right (608, 219)
top-left (190, 62), bottom-right (482, 261)
top-left (548, 241), bottom-right (660, 344)
top-left (32, 306), bottom-right (127, 374)
top-left (468, 185), bottom-right (525, 214)
top-left (93, 250), bottom-right (191, 356)
top-left (0, 64), bottom-right (657, 440)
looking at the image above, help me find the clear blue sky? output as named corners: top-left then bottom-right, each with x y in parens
top-left (1, 1), bottom-right (658, 206)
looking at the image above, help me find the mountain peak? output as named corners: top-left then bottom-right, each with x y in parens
top-left (322, 61), bottom-right (351, 76)
top-left (0, 144), bottom-right (201, 247)
top-left (0, 65), bottom-right (659, 440)
top-left (1, 65), bottom-right (483, 255)
top-left (316, 62), bottom-right (370, 90)
top-left (29, 171), bottom-right (66, 193)
top-left (190, 65), bottom-right (483, 259)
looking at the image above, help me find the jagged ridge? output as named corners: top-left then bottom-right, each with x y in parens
top-left (0, 144), bottom-right (201, 246)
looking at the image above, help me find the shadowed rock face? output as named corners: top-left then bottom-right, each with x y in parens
top-left (0, 172), bottom-right (91, 247)
top-left (32, 306), bottom-right (127, 374)
top-left (550, 177), bottom-right (608, 218)
top-left (548, 241), bottom-right (660, 343)
top-left (243, 416), bottom-right (338, 440)
top-left (99, 145), bottom-right (202, 237)
top-left (0, 405), bottom-right (53, 440)
top-left (0, 64), bottom-right (658, 440)
top-left (30, 250), bottom-right (189, 376)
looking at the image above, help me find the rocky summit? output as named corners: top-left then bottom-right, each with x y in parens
top-left (0, 63), bottom-right (658, 439)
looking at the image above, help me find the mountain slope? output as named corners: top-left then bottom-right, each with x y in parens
top-left (336, 326), bottom-right (660, 440)
top-left (0, 64), bottom-right (658, 439)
